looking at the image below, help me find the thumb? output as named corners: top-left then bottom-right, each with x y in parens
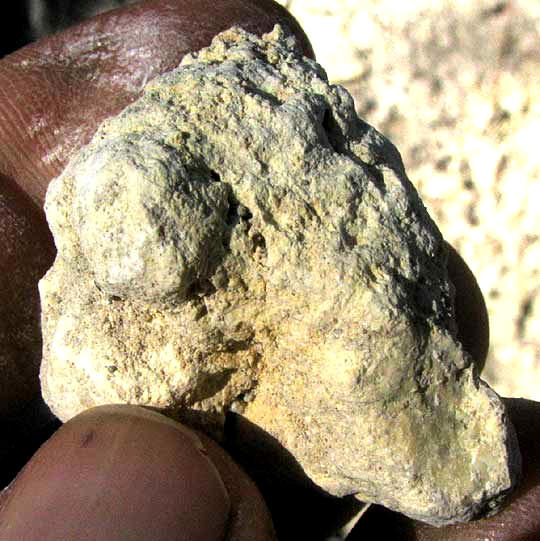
top-left (0, 405), bottom-right (276, 540)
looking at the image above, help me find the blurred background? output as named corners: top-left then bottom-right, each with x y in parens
top-left (2, 0), bottom-right (539, 400)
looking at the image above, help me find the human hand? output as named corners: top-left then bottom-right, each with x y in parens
top-left (0, 1), bottom-right (537, 539)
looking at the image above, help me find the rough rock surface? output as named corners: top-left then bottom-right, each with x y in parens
top-left (276, 0), bottom-right (540, 401)
top-left (40, 26), bottom-right (520, 525)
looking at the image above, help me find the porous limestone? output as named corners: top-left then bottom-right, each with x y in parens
top-left (39, 25), bottom-right (520, 525)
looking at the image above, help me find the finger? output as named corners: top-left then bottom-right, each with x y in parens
top-left (0, 175), bottom-right (54, 424)
top-left (445, 241), bottom-right (490, 373)
top-left (0, 156), bottom-right (56, 484)
top-left (0, 405), bottom-right (275, 541)
top-left (0, 0), bottom-right (313, 205)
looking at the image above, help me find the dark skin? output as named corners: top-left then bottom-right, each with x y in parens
top-left (0, 1), bottom-right (538, 539)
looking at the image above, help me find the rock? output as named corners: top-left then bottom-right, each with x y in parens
top-left (278, 0), bottom-right (540, 401)
top-left (39, 25), bottom-right (520, 525)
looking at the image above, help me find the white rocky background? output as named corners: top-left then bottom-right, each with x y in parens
top-left (277, 0), bottom-right (540, 400)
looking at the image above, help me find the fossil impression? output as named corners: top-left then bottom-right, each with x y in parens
top-left (39, 25), bottom-right (520, 525)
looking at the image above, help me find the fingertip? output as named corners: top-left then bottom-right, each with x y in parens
top-left (0, 405), bottom-right (230, 541)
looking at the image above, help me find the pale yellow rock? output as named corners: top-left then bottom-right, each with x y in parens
top-left (40, 26), bottom-right (520, 526)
